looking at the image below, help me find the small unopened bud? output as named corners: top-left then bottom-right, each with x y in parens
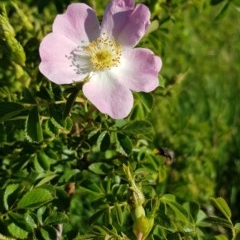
top-left (133, 216), bottom-right (154, 240)
top-left (131, 205), bottom-right (145, 221)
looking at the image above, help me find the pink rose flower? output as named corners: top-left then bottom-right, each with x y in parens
top-left (39, 0), bottom-right (162, 119)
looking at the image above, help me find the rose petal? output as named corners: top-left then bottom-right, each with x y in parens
top-left (112, 48), bottom-right (161, 92)
top-left (101, 0), bottom-right (150, 47)
top-left (101, 0), bottom-right (134, 34)
top-left (53, 3), bottom-right (100, 44)
top-left (39, 33), bottom-right (88, 84)
top-left (82, 71), bottom-right (134, 119)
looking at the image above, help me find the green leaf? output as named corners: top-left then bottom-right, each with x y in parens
top-left (80, 180), bottom-right (104, 195)
top-left (211, 197), bottom-right (231, 220)
top-left (235, 223), bottom-right (240, 233)
top-left (36, 206), bottom-right (46, 225)
top-left (138, 92), bottom-right (154, 110)
top-left (17, 188), bottom-right (53, 209)
top-left (141, 157), bottom-right (158, 172)
top-left (97, 131), bottom-right (110, 151)
top-left (183, 202), bottom-right (200, 222)
top-left (25, 106), bottom-right (43, 142)
top-left (196, 210), bottom-right (208, 227)
top-left (166, 201), bottom-right (189, 223)
top-left (63, 87), bottom-right (80, 119)
top-left (159, 75), bottom-right (166, 88)
top-left (22, 88), bottom-right (37, 104)
top-left (214, 235), bottom-right (229, 240)
top-left (92, 198), bottom-right (107, 209)
top-left (58, 169), bottom-right (80, 183)
top-left (88, 129), bottom-right (100, 145)
top-left (0, 122), bottom-right (6, 142)
top-left (64, 117), bottom-right (73, 132)
top-left (166, 233), bottom-right (183, 240)
top-left (121, 120), bottom-right (154, 137)
top-left (44, 118), bottom-right (59, 136)
top-left (35, 173), bottom-right (58, 187)
top-left (52, 84), bottom-right (63, 101)
top-left (89, 209), bottom-right (106, 223)
top-left (204, 216), bottom-right (233, 228)
top-left (33, 154), bottom-right (45, 172)
top-left (88, 162), bottom-right (112, 175)
top-left (7, 223), bottom-right (28, 239)
top-left (40, 226), bottom-right (57, 240)
top-left (0, 6), bottom-right (26, 65)
top-left (92, 224), bottom-right (117, 236)
top-left (161, 194), bottom-right (176, 202)
top-left (232, 0), bottom-right (240, 10)
top-left (46, 212), bottom-right (69, 225)
top-left (116, 132), bottom-right (132, 156)
top-left (0, 6), bottom-right (15, 38)
top-left (210, 0), bottom-right (226, 5)
top-left (49, 103), bottom-right (64, 129)
top-left (104, 206), bottom-right (112, 225)
top-left (75, 234), bottom-right (97, 240)
top-left (131, 93), bottom-right (154, 119)
top-left (232, 0), bottom-right (240, 7)
top-left (4, 183), bottom-right (19, 210)
top-left (11, 2), bottom-right (33, 31)
top-left (115, 203), bottom-right (123, 225)
top-left (8, 212), bottom-right (33, 232)
top-left (161, 194), bottom-right (189, 223)
top-left (25, 213), bottom-right (38, 229)
top-left (215, 1), bottom-right (229, 20)
top-left (130, 104), bottom-right (144, 120)
top-left (37, 151), bottom-right (50, 170)
top-left (145, 19), bottom-right (159, 35)
top-left (0, 102), bottom-right (26, 122)
top-left (35, 86), bottom-right (52, 101)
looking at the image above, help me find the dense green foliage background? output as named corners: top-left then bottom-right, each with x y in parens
top-left (151, 0), bottom-right (240, 219)
top-left (1, 0), bottom-right (240, 239)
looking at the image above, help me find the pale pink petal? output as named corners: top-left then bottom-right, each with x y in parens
top-left (101, 0), bottom-right (150, 47)
top-left (101, 0), bottom-right (134, 36)
top-left (39, 33), bottom-right (88, 84)
top-left (82, 72), bottom-right (134, 119)
top-left (112, 48), bottom-right (161, 92)
top-left (53, 3), bottom-right (100, 44)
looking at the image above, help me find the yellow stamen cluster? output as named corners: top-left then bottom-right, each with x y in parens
top-left (84, 34), bottom-right (122, 71)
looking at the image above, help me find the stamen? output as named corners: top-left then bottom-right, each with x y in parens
top-left (84, 34), bottom-right (122, 71)
top-left (66, 34), bottom-right (122, 74)
top-left (66, 45), bottom-right (92, 75)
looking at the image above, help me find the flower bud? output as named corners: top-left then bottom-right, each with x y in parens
top-left (131, 205), bottom-right (145, 221)
top-left (133, 216), bottom-right (154, 240)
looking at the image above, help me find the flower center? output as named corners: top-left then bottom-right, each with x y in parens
top-left (84, 34), bottom-right (122, 71)
top-left (67, 34), bottom-right (122, 76)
